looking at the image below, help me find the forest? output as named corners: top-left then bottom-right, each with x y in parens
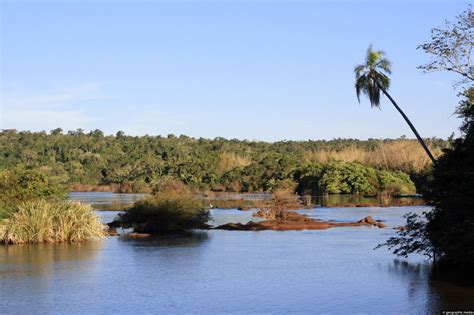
top-left (0, 129), bottom-right (449, 195)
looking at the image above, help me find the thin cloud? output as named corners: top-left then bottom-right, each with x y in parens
top-left (1, 82), bottom-right (104, 131)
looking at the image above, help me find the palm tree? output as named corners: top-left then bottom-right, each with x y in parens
top-left (355, 45), bottom-right (436, 163)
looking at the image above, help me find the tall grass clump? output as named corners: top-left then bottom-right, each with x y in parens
top-left (0, 200), bottom-right (105, 244)
top-left (115, 193), bottom-right (211, 234)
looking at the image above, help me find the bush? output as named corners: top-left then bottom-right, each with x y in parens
top-left (295, 161), bottom-right (416, 196)
top-left (378, 170), bottom-right (416, 195)
top-left (319, 162), bottom-right (378, 194)
top-left (0, 169), bottom-right (67, 218)
top-left (115, 193), bottom-right (211, 233)
top-left (0, 200), bottom-right (105, 244)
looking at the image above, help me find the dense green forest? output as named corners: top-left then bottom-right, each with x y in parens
top-left (0, 129), bottom-right (449, 195)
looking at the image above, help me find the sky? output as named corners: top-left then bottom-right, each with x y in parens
top-left (0, 0), bottom-right (470, 141)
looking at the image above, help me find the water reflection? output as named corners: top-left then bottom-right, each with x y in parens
top-left (120, 231), bottom-right (210, 249)
top-left (0, 242), bottom-right (104, 313)
top-left (383, 259), bottom-right (474, 313)
top-left (0, 242), bottom-right (103, 278)
top-left (69, 192), bottom-right (146, 210)
top-left (384, 259), bottom-right (431, 301)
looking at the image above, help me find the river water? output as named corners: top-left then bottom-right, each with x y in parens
top-left (1, 192), bottom-right (473, 314)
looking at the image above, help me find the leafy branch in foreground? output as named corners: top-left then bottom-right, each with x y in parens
top-left (375, 212), bottom-right (436, 260)
top-left (417, 4), bottom-right (473, 87)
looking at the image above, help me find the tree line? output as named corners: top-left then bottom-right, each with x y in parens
top-left (0, 129), bottom-right (447, 194)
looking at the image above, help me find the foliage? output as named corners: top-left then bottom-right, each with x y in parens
top-left (354, 45), bottom-right (391, 107)
top-left (115, 193), bottom-right (211, 233)
top-left (375, 212), bottom-right (435, 259)
top-left (295, 161), bottom-right (416, 196)
top-left (0, 200), bottom-right (105, 244)
top-left (417, 5), bottom-right (473, 87)
top-left (0, 169), bottom-right (67, 218)
top-left (378, 170), bottom-right (416, 195)
top-left (422, 90), bottom-right (474, 266)
top-left (319, 162), bottom-right (378, 194)
top-left (456, 88), bottom-right (474, 134)
top-left (0, 130), bottom-right (447, 194)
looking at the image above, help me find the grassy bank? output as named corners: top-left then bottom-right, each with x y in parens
top-left (0, 200), bottom-right (105, 244)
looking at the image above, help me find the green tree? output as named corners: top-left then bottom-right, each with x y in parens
top-left (355, 45), bottom-right (436, 163)
top-left (378, 6), bottom-right (474, 269)
top-left (0, 169), bottom-right (67, 218)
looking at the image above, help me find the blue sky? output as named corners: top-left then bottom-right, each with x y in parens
top-left (0, 0), bottom-right (469, 141)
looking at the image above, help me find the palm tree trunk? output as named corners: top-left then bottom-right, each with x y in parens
top-left (376, 82), bottom-right (436, 163)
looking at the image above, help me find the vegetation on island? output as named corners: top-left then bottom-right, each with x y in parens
top-left (111, 180), bottom-right (211, 234)
top-left (0, 169), bottom-right (105, 244)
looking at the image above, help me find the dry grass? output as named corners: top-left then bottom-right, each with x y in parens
top-left (0, 200), bottom-right (105, 244)
top-left (302, 140), bottom-right (444, 173)
top-left (217, 152), bottom-right (252, 173)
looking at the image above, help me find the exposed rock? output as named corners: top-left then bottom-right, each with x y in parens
top-left (126, 232), bottom-right (151, 238)
top-left (107, 226), bottom-right (119, 236)
top-left (357, 216), bottom-right (387, 228)
top-left (216, 212), bottom-right (387, 231)
top-left (358, 216), bottom-right (376, 225)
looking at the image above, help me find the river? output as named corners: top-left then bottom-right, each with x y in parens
top-left (1, 192), bottom-right (473, 314)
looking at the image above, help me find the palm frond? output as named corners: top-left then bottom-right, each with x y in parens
top-left (376, 58), bottom-right (392, 74)
top-left (354, 64), bottom-right (366, 77)
top-left (354, 45), bottom-right (392, 107)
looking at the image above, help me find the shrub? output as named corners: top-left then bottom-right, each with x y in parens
top-left (318, 162), bottom-right (377, 194)
top-left (0, 200), bottom-right (105, 244)
top-left (378, 170), bottom-right (416, 195)
top-left (0, 169), bottom-right (67, 218)
top-left (115, 193), bottom-right (211, 233)
top-left (295, 161), bottom-right (417, 196)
